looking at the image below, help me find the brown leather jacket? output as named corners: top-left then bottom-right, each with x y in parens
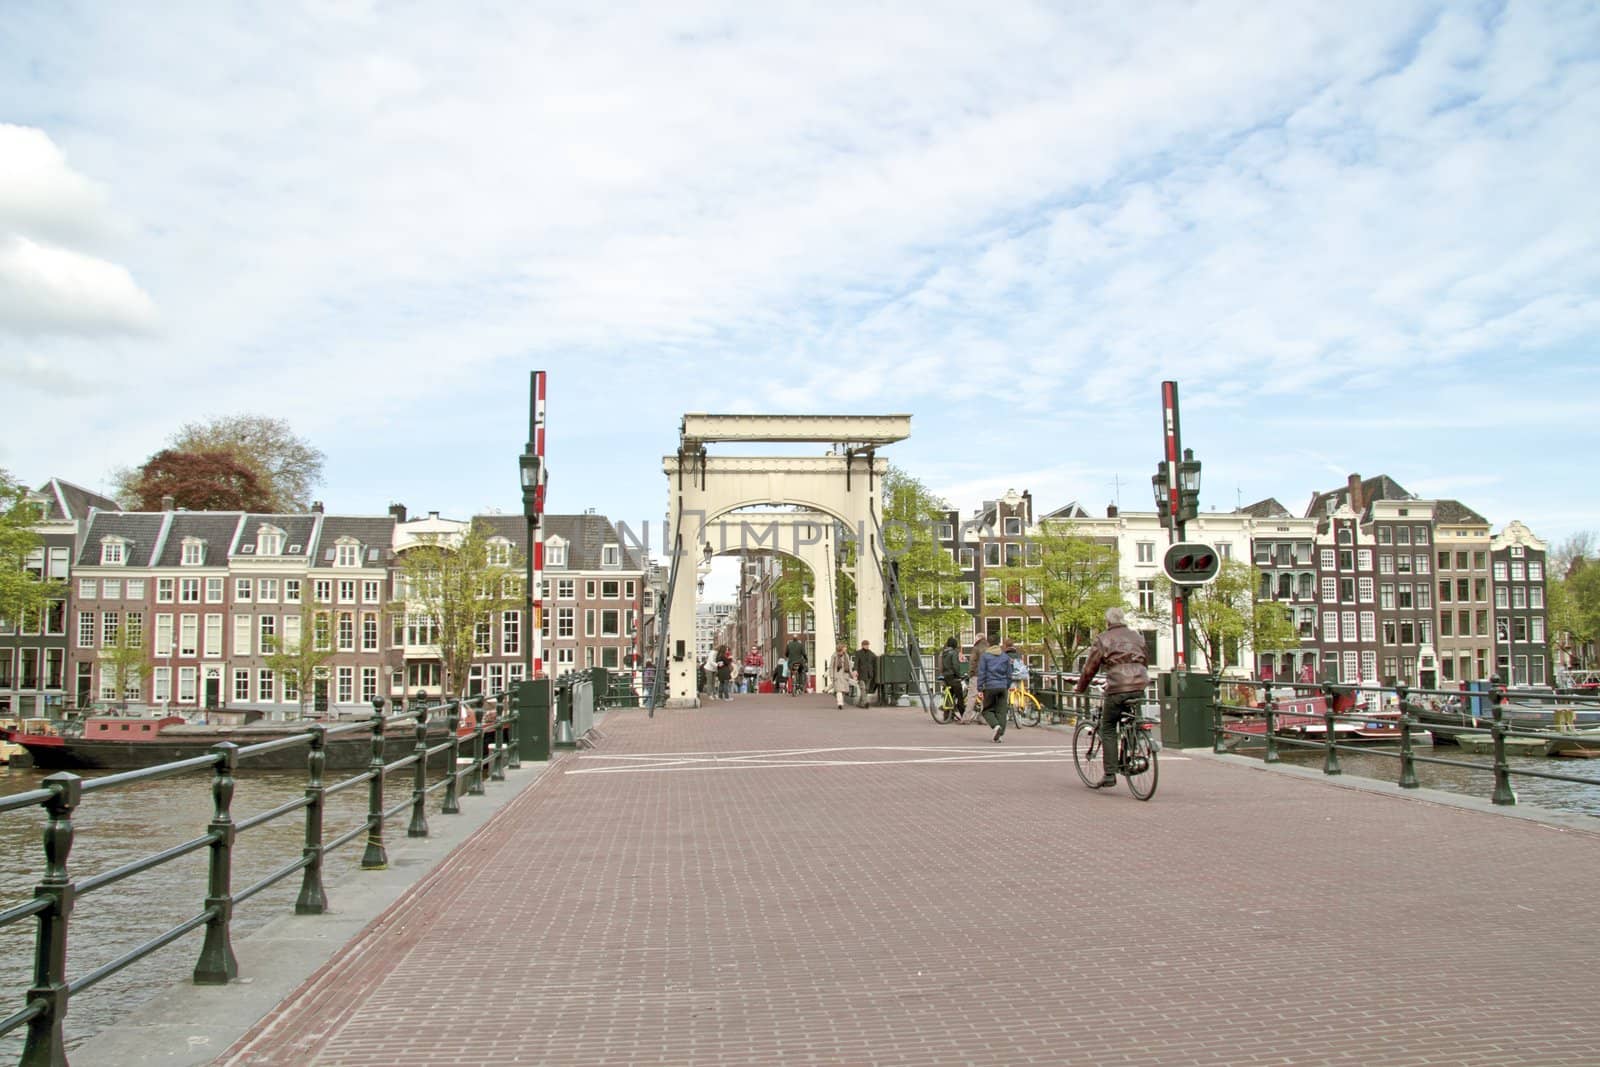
top-left (1075, 624), bottom-right (1150, 695)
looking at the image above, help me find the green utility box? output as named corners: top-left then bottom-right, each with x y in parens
top-left (878, 653), bottom-right (912, 706)
top-left (1159, 671), bottom-right (1214, 749)
top-left (515, 679), bottom-right (552, 762)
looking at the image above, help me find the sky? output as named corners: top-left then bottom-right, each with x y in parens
top-left (2, 0), bottom-right (1598, 603)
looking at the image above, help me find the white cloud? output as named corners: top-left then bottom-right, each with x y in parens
top-left (0, 236), bottom-right (157, 336)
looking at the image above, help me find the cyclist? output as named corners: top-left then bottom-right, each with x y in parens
top-left (1074, 607), bottom-right (1151, 788)
top-left (975, 638), bottom-right (1012, 743)
top-left (784, 635), bottom-right (808, 696)
top-left (938, 636), bottom-right (965, 713)
top-left (1005, 640), bottom-right (1028, 694)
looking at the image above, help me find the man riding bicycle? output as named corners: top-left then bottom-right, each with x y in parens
top-left (1074, 607), bottom-right (1150, 788)
top-left (938, 636), bottom-right (965, 713)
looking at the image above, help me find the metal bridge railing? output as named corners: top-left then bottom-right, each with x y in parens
top-left (1207, 675), bottom-right (1600, 808)
top-left (0, 691), bottom-right (522, 1067)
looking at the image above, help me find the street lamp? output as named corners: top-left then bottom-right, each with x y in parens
top-left (1151, 463), bottom-right (1171, 529)
top-left (1496, 617), bottom-right (1513, 687)
top-left (1177, 448), bottom-right (1202, 522)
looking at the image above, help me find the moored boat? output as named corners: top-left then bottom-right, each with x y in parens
top-left (1, 710), bottom-right (496, 772)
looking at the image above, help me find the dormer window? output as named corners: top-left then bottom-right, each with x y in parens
top-left (486, 538), bottom-right (511, 567)
top-left (258, 525), bottom-right (286, 556)
top-left (181, 539), bottom-right (205, 566)
top-left (100, 537), bottom-right (127, 566)
top-left (602, 545), bottom-right (620, 568)
top-left (546, 540), bottom-right (567, 568)
top-left (334, 539), bottom-right (360, 568)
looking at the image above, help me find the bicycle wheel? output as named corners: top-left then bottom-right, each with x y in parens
top-left (1123, 729), bottom-right (1159, 801)
top-left (1071, 722), bottom-right (1102, 788)
top-left (930, 689), bottom-right (953, 724)
top-left (1015, 692), bottom-right (1041, 727)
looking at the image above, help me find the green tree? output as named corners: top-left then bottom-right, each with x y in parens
top-left (1172, 559), bottom-right (1293, 674)
top-left (0, 471), bottom-right (61, 627)
top-left (100, 619), bottom-right (152, 713)
top-left (879, 466), bottom-right (967, 651)
top-left (397, 519), bottom-right (520, 698)
top-left (263, 601), bottom-right (337, 716)
top-left (1009, 518), bottom-right (1132, 670)
top-left (1563, 560), bottom-right (1600, 670)
top-left (114, 414), bottom-right (325, 511)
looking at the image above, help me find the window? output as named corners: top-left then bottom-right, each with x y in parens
top-left (258, 578), bottom-right (278, 603)
top-left (502, 611), bottom-right (520, 656)
top-left (601, 580), bottom-right (621, 599)
top-left (1474, 578), bottom-right (1487, 602)
top-left (284, 615), bottom-right (302, 653)
top-left (1360, 612), bottom-right (1375, 642)
top-left (101, 610), bottom-right (120, 647)
top-left (335, 542), bottom-right (359, 567)
top-left (234, 615), bottom-right (252, 656)
top-left (1440, 580), bottom-right (1452, 603)
top-left (234, 669), bottom-right (250, 703)
top-left (1342, 611), bottom-right (1357, 643)
top-left (237, 578), bottom-right (255, 602)
top-left (983, 543), bottom-right (1001, 567)
top-left (1397, 586), bottom-right (1413, 610)
top-left (557, 608), bottom-right (575, 638)
top-left (1396, 555), bottom-right (1412, 574)
top-left (1003, 517), bottom-right (1023, 535)
top-left (362, 580), bottom-right (380, 604)
top-left (259, 615), bottom-right (277, 654)
top-left (1320, 549), bottom-right (1335, 570)
top-left (157, 578), bottom-right (174, 603)
top-left (1339, 549), bottom-right (1353, 571)
top-left (101, 539), bottom-right (125, 565)
top-left (1361, 651), bottom-right (1377, 683)
top-left (78, 611), bottom-right (94, 648)
top-left (1415, 527), bottom-right (1430, 545)
top-left (1375, 527), bottom-right (1391, 545)
top-left (315, 613), bottom-right (333, 652)
top-left (1440, 613), bottom-right (1453, 637)
top-left (181, 540), bottom-right (205, 566)
top-left (1456, 551), bottom-right (1469, 570)
top-left (79, 578), bottom-right (97, 600)
top-left (338, 612), bottom-right (355, 652)
top-left (1321, 577), bottom-right (1336, 602)
top-left (1511, 545), bottom-right (1524, 558)
top-left (1136, 542), bottom-right (1154, 563)
top-left (1528, 561), bottom-right (1543, 582)
top-left (959, 548), bottom-right (975, 569)
top-left (338, 579), bottom-right (356, 604)
top-left (259, 527), bottom-right (285, 556)
top-left (1356, 549), bottom-right (1372, 570)
top-left (1438, 551), bottom-right (1450, 571)
top-left (1343, 652), bottom-right (1359, 682)
top-left (205, 577), bottom-right (224, 603)
top-left (1323, 611), bottom-right (1339, 641)
top-left (337, 667), bottom-right (354, 704)
top-left (178, 578), bottom-right (200, 603)
top-left (1255, 544), bottom-right (1273, 566)
top-left (1417, 584), bottom-right (1432, 610)
top-left (1358, 578), bottom-right (1373, 602)
top-left (1472, 551), bottom-right (1486, 569)
top-left (960, 583), bottom-right (975, 609)
top-left (1339, 578), bottom-right (1355, 603)
top-left (1399, 621), bottom-right (1415, 645)
top-left (584, 610), bottom-right (595, 637)
top-left (1419, 619), bottom-right (1432, 644)
top-left (486, 539), bottom-right (511, 566)
top-left (1137, 579), bottom-right (1156, 613)
top-left (314, 579), bottom-right (332, 603)
top-left (361, 667), bottom-right (378, 703)
top-left (1531, 586), bottom-right (1544, 609)
top-left (405, 614), bottom-right (437, 646)
top-left (1379, 555), bottom-right (1394, 575)
top-left (1493, 560), bottom-right (1508, 581)
top-left (557, 579), bottom-right (575, 600)
top-left (178, 667), bottom-right (198, 703)
top-left (1382, 620), bottom-right (1396, 645)
top-left (1512, 586), bottom-right (1527, 609)
top-left (284, 579), bottom-right (302, 603)
top-left (1396, 527), bottom-right (1411, 546)
top-left (1495, 587), bottom-right (1509, 609)
top-left (547, 543), bottom-right (567, 567)
top-left (258, 669), bottom-right (275, 703)
top-left (1415, 555), bottom-right (1430, 575)
top-left (602, 545), bottom-right (620, 567)
top-left (362, 612), bottom-right (379, 652)
top-left (585, 581), bottom-right (597, 600)
top-left (153, 667), bottom-right (171, 703)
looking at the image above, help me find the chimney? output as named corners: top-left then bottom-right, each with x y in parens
top-left (388, 503), bottom-right (407, 522)
top-left (1106, 504), bottom-right (1119, 518)
top-left (161, 494), bottom-right (175, 511)
top-left (311, 500), bottom-right (324, 513)
top-left (1346, 474), bottom-right (1363, 515)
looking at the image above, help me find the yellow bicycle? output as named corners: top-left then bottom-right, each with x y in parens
top-left (1007, 683), bottom-right (1043, 727)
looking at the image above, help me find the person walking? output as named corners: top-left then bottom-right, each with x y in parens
top-left (967, 635), bottom-right (989, 715)
top-left (852, 639), bottom-right (878, 708)
top-left (938, 635), bottom-right (965, 713)
top-left (1074, 606), bottom-right (1152, 788)
top-left (975, 638), bottom-right (1013, 742)
top-left (772, 656), bottom-right (788, 695)
top-left (716, 644), bottom-right (734, 700)
top-left (830, 643), bottom-right (856, 708)
top-left (784, 635), bottom-right (809, 695)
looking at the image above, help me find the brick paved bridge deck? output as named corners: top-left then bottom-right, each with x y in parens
top-left (220, 693), bottom-right (1600, 1065)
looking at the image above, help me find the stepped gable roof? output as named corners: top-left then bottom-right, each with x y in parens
top-left (75, 512), bottom-right (171, 566)
top-left (234, 514), bottom-right (320, 558)
top-left (154, 512), bottom-right (246, 567)
top-left (1432, 499), bottom-right (1488, 527)
top-left (1304, 475), bottom-right (1412, 520)
top-left (309, 516), bottom-right (396, 567)
top-left (38, 478), bottom-right (120, 521)
top-left (1238, 497), bottom-right (1291, 519)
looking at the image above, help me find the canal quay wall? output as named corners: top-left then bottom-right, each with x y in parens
top-left (69, 754), bottom-right (560, 1067)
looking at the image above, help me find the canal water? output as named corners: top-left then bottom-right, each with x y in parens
top-left (1245, 740), bottom-right (1600, 818)
top-left (1, 764), bottom-right (378, 1054)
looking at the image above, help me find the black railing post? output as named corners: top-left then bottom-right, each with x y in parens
top-left (1210, 671), bottom-right (1225, 753)
top-left (1320, 683), bottom-right (1343, 776)
top-left (469, 702), bottom-right (487, 796)
top-left (362, 701), bottom-right (388, 869)
top-left (194, 742), bottom-right (240, 984)
top-left (506, 689), bottom-right (522, 770)
top-left (22, 772), bottom-right (81, 1067)
top-left (443, 701), bottom-right (462, 814)
top-left (1396, 684), bottom-right (1419, 789)
top-left (490, 696), bottom-right (507, 783)
top-left (1262, 682), bottom-right (1279, 764)
top-left (296, 724), bottom-right (328, 914)
top-left (408, 703), bottom-right (429, 838)
top-left (1491, 682), bottom-right (1516, 806)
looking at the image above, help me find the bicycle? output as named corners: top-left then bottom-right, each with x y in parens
top-left (790, 663), bottom-right (808, 696)
top-left (1007, 683), bottom-right (1043, 727)
top-left (930, 682), bottom-right (969, 723)
top-left (1071, 702), bottom-right (1159, 800)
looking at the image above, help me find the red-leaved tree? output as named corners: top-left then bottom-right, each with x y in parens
top-left (130, 449), bottom-right (273, 512)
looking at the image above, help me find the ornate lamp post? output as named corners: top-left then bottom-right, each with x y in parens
top-left (519, 448), bottom-right (540, 683)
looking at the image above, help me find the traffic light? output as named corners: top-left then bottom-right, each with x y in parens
top-left (1162, 541), bottom-right (1220, 586)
